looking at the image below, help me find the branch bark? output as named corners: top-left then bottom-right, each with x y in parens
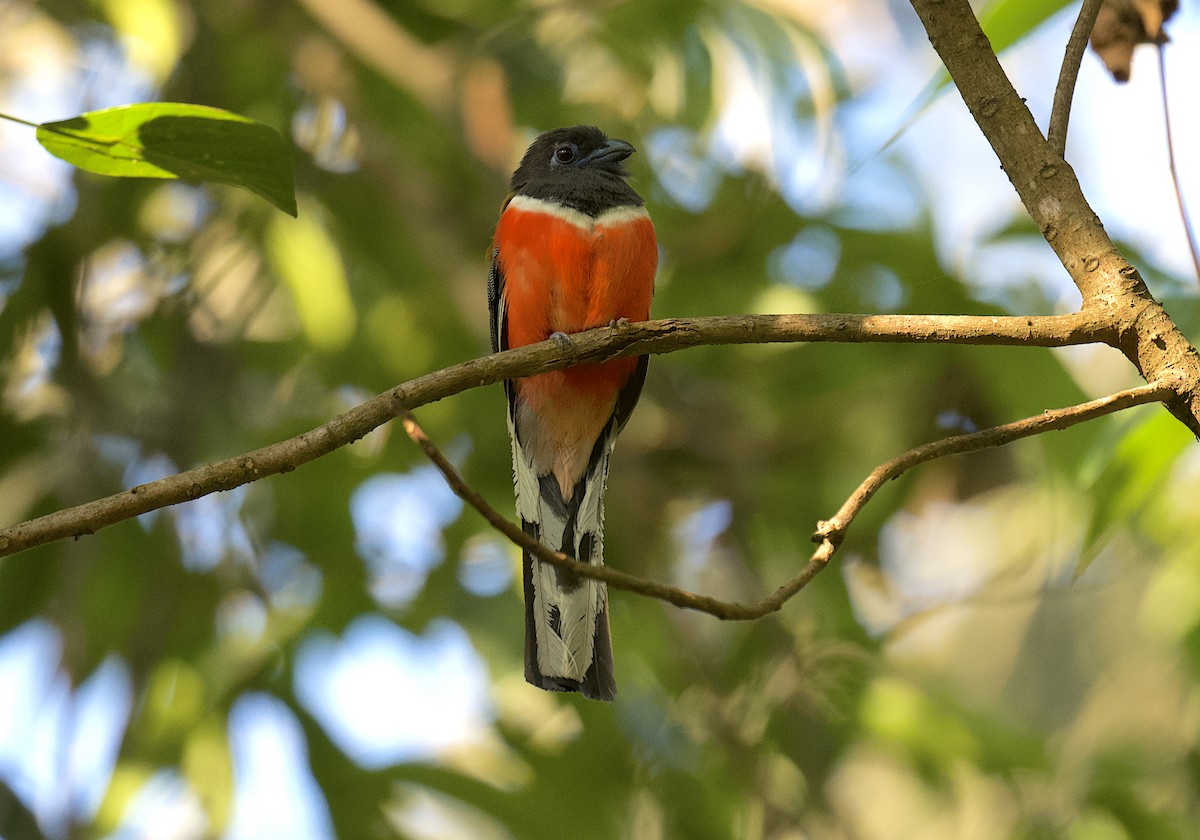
top-left (0, 312), bottom-right (1106, 559)
top-left (1048, 0), bottom-right (1103, 157)
top-left (911, 0), bottom-right (1200, 435)
top-left (4, 3), bottom-right (1199, 605)
top-left (403, 382), bottom-right (1173, 620)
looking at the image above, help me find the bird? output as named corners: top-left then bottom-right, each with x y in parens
top-left (488, 126), bottom-right (657, 701)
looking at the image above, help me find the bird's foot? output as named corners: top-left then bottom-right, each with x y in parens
top-left (549, 331), bottom-right (575, 351)
top-left (607, 317), bottom-right (630, 330)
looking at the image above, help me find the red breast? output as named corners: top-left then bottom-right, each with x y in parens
top-left (495, 193), bottom-right (657, 401)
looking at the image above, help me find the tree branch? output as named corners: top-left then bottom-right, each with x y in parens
top-left (1156, 44), bottom-right (1200, 283)
top-left (0, 312), bottom-right (1105, 559)
top-left (401, 381), bottom-right (1173, 621)
top-left (813, 378), bottom-right (1176, 550)
top-left (1048, 0), bottom-right (1103, 157)
top-left (910, 0), bottom-right (1200, 435)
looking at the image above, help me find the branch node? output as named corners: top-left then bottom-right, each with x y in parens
top-left (812, 519), bottom-right (844, 546)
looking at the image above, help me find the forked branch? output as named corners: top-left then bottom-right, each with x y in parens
top-left (401, 382), bottom-right (1174, 621)
top-left (1048, 0), bottom-right (1103, 157)
top-left (0, 312), bottom-right (1103, 560)
top-left (910, 0), bottom-right (1200, 434)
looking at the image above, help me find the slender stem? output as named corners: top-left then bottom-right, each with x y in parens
top-left (813, 380), bottom-right (1176, 549)
top-left (401, 382), bottom-right (1172, 621)
top-left (0, 312), bottom-right (1107, 560)
top-left (1048, 0), bottom-right (1103, 157)
top-left (1157, 44), bottom-right (1200, 284)
top-left (0, 111), bottom-right (43, 130)
top-left (0, 109), bottom-right (131, 150)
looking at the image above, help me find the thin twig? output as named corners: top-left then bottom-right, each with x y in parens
top-left (399, 408), bottom-right (770, 617)
top-left (400, 382), bottom-right (1173, 621)
top-left (0, 110), bottom-right (43, 130)
top-left (813, 379), bottom-right (1176, 550)
top-left (0, 312), bottom-right (1105, 560)
top-left (1157, 44), bottom-right (1200, 284)
top-left (1048, 0), bottom-right (1103, 158)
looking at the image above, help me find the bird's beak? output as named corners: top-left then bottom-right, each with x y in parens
top-left (585, 138), bottom-right (635, 167)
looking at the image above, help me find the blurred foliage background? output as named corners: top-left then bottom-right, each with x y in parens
top-left (2, 0), bottom-right (1200, 837)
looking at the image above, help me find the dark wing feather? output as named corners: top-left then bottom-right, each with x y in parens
top-left (488, 244), bottom-right (519, 418)
top-left (487, 244), bottom-right (505, 355)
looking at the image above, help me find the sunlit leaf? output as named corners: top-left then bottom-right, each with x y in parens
top-left (1079, 409), bottom-right (1192, 574)
top-left (36, 103), bottom-right (297, 215)
top-left (881, 0), bottom-right (1075, 151)
top-left (100, 0), bottom-right (185, 82)
top-left (266, 205), bottom-right (356, 350)
top-left (977, 0), bottom-right (1075, 55)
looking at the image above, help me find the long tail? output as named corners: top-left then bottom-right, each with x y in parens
top-left (514, 430), bottom-right (617, 701)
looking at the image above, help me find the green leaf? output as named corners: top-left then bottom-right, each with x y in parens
top-left (1078, 409), bottom-right (1192, 575)
top-left (978, 0), bottom-right (1075, 55)
top-left (880, 0), bottom-right (1075, 152)
top-left (35, 102), bottom-right (297, 216)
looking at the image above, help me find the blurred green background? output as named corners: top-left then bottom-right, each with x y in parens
top-left (2, 0), bottom-right (1200, 837)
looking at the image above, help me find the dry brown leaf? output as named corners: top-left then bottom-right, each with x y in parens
top-left (1089, 0), bottom-right (1180, 82)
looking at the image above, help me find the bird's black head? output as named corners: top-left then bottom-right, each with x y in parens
top-left (509, 125), bottom-right (644, 216)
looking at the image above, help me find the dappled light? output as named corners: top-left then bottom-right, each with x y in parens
top-left (295, 616), bottom-right (493, 767)
top-left (350, 464), bottom-right (465, 607)
top-left (1, 0), bottom-right (1200, 836)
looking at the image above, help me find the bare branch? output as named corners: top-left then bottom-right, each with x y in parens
top-left (401, 382), bottom-right (1174, 621)
top-left (909, 0), bottom-right (1200, 434)
top-left (0, 312), bottom-right (1103, 560)
top-left (813, 379), bottom-right (1177, 552)
top-left (1156, 44), bottom-right (1200, 283)
top-left (399, 408), bottom-right (767, 617)
top-left (1048, 0), bottom-right (1103, 157)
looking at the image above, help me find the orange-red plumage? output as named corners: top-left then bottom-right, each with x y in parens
top-left (495, 202), bottom-right (656, 496)
top-left (489, 125), bottom-right (655, 700)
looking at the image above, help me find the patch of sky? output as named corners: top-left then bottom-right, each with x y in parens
top-left (257, 542), bottom-right (323, 611)
top-left (73, 31), bottom-right (158, 111)
top-left (292, 98), bottom-right (361, 174)
top-left (0, 621), bottom-right (131, 838)
top-left (94, 435), bottom-right (256, 571)
top-left (294, 616), bottom-right (492, 768)
top-left (224, 693), bottom-right (335, 840)
top-left (350, 461), bottom-right (466, 608)
top-left (141, 183), bottom-right (212, 246)
top-left (856, 263), bottom-right (906, 312)
top-left (768, 225), bottom-right (841, 290)
top-left (829, 156), bottom-right (924, 231)
top-left (671, 500), bottom-right (732, 590)
top-left (646, 126), bottom-right (723, 213)
top-left (107, 769), bottom-right (208, 840)
top-left (936, 410), bottom-right (979, 434)
top-left (78, 242), bottom-right (156, 360)
top-left (968, 237), bottom-right (1079, 313)
top-left (9, 316), bottom-right (62, 402)
top-left (457, 535), bottom-right (513, 598)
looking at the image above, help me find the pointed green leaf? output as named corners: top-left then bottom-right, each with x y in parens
top-left (36, 102), bottom-right (297, 216)
top-left (978, 0), bottom-right (1075, 54)
top-left (880, 0), bottom-right (1076, 152)
top-left (1077, 409), bottom-right (1192, 576)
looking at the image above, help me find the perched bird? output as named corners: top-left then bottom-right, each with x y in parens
top-left (488, 126), bottom-right (657, 701)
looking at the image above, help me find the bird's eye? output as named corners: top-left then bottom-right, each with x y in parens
top-left (553, 145), bottom-right (577, 164)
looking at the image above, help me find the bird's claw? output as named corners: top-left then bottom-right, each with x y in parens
top-left (607, 317), bottom-right (630, 330)
top-left (549, 331), bottom-right (575, 351)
